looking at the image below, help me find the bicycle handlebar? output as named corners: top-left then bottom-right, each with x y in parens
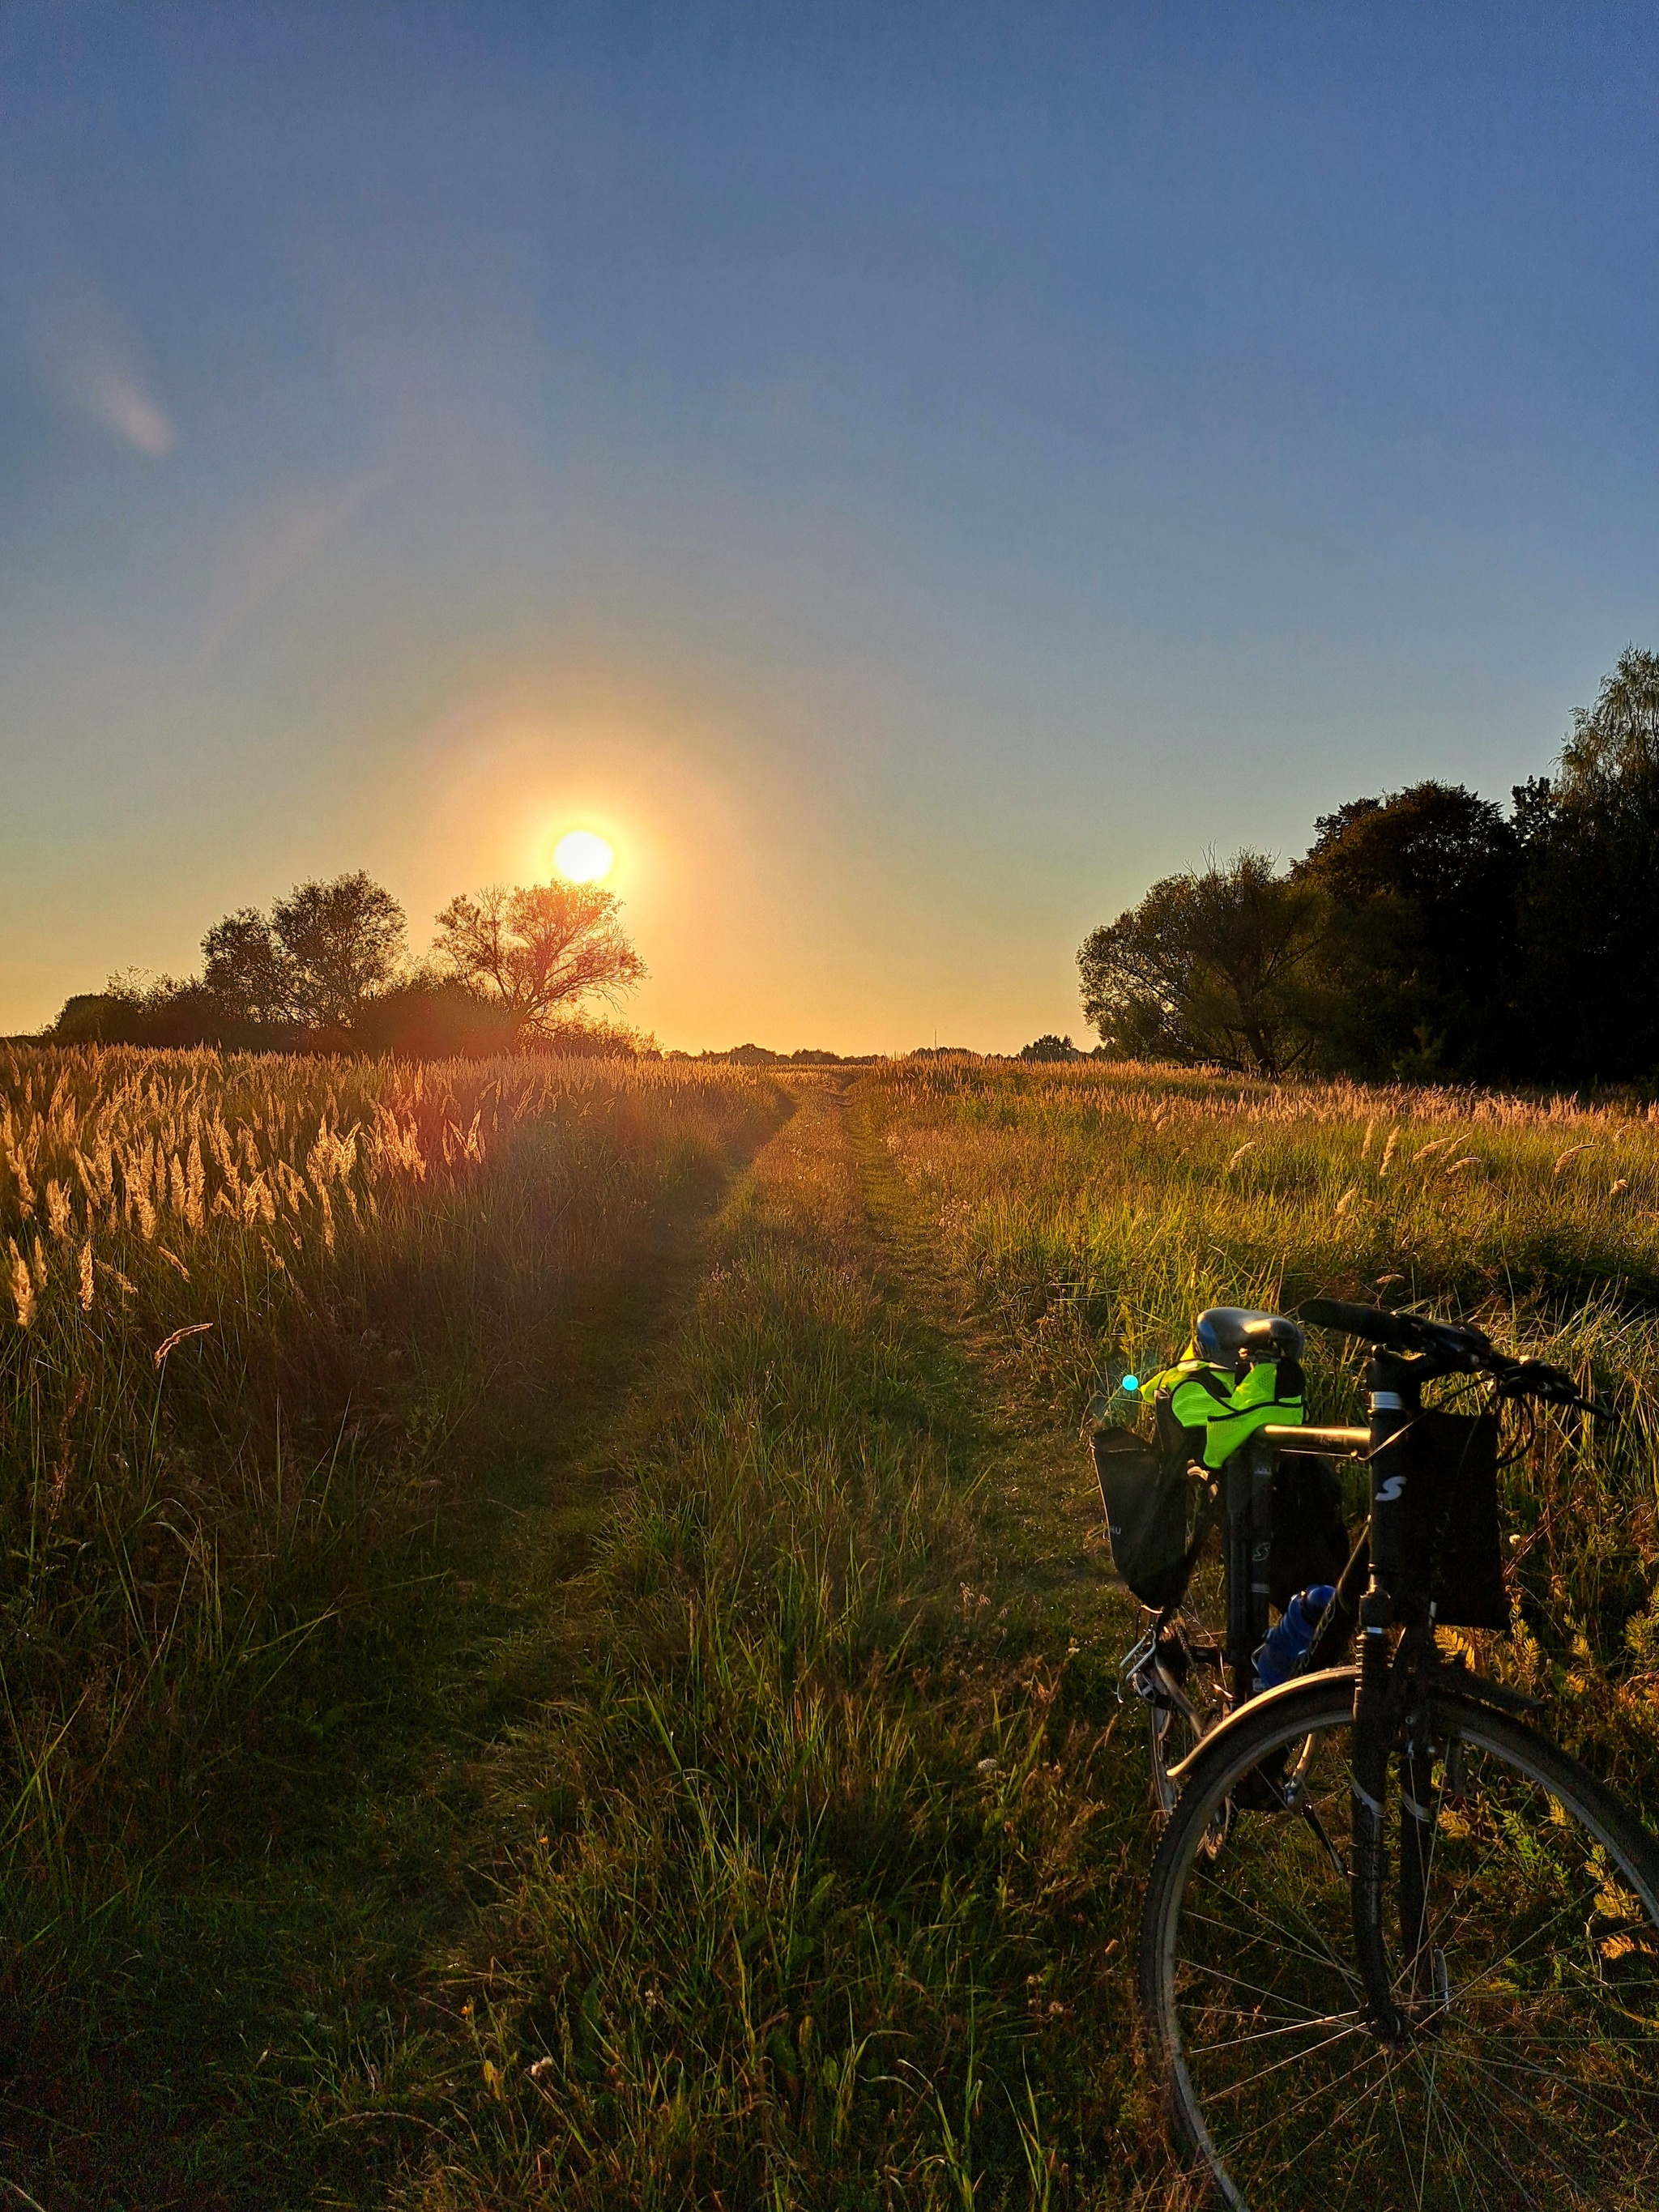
top-left (1298, 1297), bottom-right (1429, 1352)
top-left (1296, 1297), bottom-right (1611, 1418)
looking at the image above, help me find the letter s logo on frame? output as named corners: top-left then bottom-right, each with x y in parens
top-left (1377, 1475), bottom-right (1407, 1503)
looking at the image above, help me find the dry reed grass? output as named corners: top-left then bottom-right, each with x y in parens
top-left (0, 1044), bottom-right (778, 1901)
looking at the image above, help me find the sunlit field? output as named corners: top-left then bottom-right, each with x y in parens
top-left (6, 1047), bottom-right (1657, 2206)
top-left (0, 1046), bottom-right (779, 1898)
top-left (868, 1059), bottom-right (1659, 1787)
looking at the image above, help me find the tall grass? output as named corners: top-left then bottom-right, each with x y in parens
top-left (863, 1059), bottom-right (1659, 1791)
top-left (365, 1085), bottom-right (1154, 2210)
top-left (0, 1045), bottom-right (780, 1899)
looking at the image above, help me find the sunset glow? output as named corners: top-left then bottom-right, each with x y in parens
top-left (553, 829), bottom-right (615, 884)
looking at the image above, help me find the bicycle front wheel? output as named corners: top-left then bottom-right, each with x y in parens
top-left (1138, 1671), bottom-right (1659, 2210)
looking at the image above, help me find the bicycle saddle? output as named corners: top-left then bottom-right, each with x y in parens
top-left (1193, 1306), bottom-right (1303, 1362)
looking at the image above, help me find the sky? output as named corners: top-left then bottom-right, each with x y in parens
top-left (2, 2), bottom-right (1657, 1052)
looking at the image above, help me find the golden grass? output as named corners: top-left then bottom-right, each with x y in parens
top-left (0, 1044), bottom-right (780, 1894)
top-left (864, 1057), bottom-right (1659, 1791)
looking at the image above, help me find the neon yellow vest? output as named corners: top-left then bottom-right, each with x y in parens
top-left (1143, 1353), bottom-right (1304, 1471)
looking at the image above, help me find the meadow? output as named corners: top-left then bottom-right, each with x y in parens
top-left (2, 1048), bottom-right (1656, 2206)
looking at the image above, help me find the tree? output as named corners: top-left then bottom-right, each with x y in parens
top-left (1293, 782), bottom-right (1520, 1080)
top-left (432, 880), bottom-right (645, 1038)
top-left (1556, 646), bottom-right (1659, 803)
top-left (202, 908), bottom-right (297, 1027)
top-left (1017, 1034), bottom-right (1081, 1061)
top-left (270, 872), bottom-right (407, 1029)
top-left (1515, 648), bottom-right (1659, 1081)
top-left (1078, 853), bottom-right (1322, 1076)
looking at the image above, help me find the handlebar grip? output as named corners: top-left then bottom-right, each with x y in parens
top-left (1296, 1297), bottom-right (1420, 1350)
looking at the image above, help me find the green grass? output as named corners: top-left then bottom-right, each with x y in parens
top-left (5, 1049), bottom-right (1657, 2206)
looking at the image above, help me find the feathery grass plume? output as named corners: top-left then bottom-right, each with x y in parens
top-left (95, 1257), bottom-right (139, 1295)
top-left (1360, 1117), bottom-right (1375, 1160)
top-left (9, 1235), bottom-right (36, 1327)
top-left (1556, 1144), bottom-right (1593, 1174)
top-left (1377, 1123), bottom-right (1401, 1176)
top-left (153, 1320), bottom-right (214, 1367)
top-left (156, 1247), bottom-right (190, 1281)
top-left (30, 1234), bottom-right (47, 1290)
top-left (185, 1136), bottom-right (206, 1228)
top-left (45, 1178), bottom-right (73, 1242)
top-left (78, 1238), bottom-right (94, 1311)
top-left (1225, 1140), bottom-right (1256, 1172)
top-left (1334, 1186), bottom-right (1358, 1216)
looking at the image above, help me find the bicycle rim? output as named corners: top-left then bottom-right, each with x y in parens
top-left (1138, 1673), bottom-right (1659, 2210)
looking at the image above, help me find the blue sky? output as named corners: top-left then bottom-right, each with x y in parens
top-left (2, 2), bottom-right (1655, 1048)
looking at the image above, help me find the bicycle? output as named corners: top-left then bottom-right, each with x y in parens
top-left (1109, 1299), bottom-right (1659, 2210)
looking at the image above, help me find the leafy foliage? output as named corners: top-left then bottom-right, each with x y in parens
top-left (1080, 650), bottom-right (1659, 1086)
top-left (1078, 852), bottom-right (1323, 1076)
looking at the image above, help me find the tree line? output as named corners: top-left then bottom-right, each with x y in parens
top-left (1078, 648), bottom-right (1659, 1085)
top-left (52, 872), bottom-right (650, 1057)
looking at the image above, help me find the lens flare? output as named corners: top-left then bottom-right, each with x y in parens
top-left (553, 830), bottom-right (614, 883)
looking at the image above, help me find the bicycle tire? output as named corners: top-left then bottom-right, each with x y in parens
top-left (1138, 1669), bottom-right (1659, 2210)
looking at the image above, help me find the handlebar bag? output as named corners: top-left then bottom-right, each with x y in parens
top-left (1268, 1453), bottom-right (1351, 1613)
top-left (1091, 1428), bottom-right (1201, 1610)
top-left (1398, 1409), bottom-right (1506, 1629)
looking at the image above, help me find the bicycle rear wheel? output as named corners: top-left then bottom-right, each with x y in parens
top-left (1138, 1671), bottom-right (1659, 2210)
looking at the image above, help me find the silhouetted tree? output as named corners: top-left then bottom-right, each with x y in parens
top-left (1079, 853), bottom-right (1322, 1076)
top-left (1516, 649), bottom-right (1659, 1083)
top-left (270, 872), bottom-right (407, 1030)
top-left (1017, 1034), bottom-right (1082, 1061)
top-left (202, 909), bottom-right (298, 1027)
top-left (1294, 782), bottom-right (1520, 1080)
top-left (432, 881), bottom-right (645, 1038)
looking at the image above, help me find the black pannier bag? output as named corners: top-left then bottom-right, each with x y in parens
top-left (1267, 1454), bottom-right (1351, 1614)
top-left (1092, 1428), bottom-right (1202, 1611)
top-left (1398, 1409), bottom-right (1507, 1629)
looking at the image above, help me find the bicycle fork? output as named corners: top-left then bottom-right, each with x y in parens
top-left (1350, 1343), bottom-right (1421, 2044)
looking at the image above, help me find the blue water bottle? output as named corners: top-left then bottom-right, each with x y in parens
top-left (1252, 1584), bottom-right (1337, 1693)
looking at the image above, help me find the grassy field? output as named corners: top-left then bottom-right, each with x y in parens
top-left (3, 1050), bottom-right (1656, 2206)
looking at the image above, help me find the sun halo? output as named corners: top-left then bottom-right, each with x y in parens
top-left (553, 829), bottom-right (615, 884)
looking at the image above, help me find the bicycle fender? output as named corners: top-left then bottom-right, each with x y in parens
top-left (1426, 1664), bottom-right (1545, 1719)
top-left (1164, 1665), bottom-right (1357, 1790)
top-left (1162, 1661), bottom-right (1545, 1792)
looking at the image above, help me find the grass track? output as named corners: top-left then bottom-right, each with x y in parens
top-left (332, 1079), bottom-right (1166, 2210)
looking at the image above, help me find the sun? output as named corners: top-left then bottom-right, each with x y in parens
top-left (553, 829), bottom-right (615, 884)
